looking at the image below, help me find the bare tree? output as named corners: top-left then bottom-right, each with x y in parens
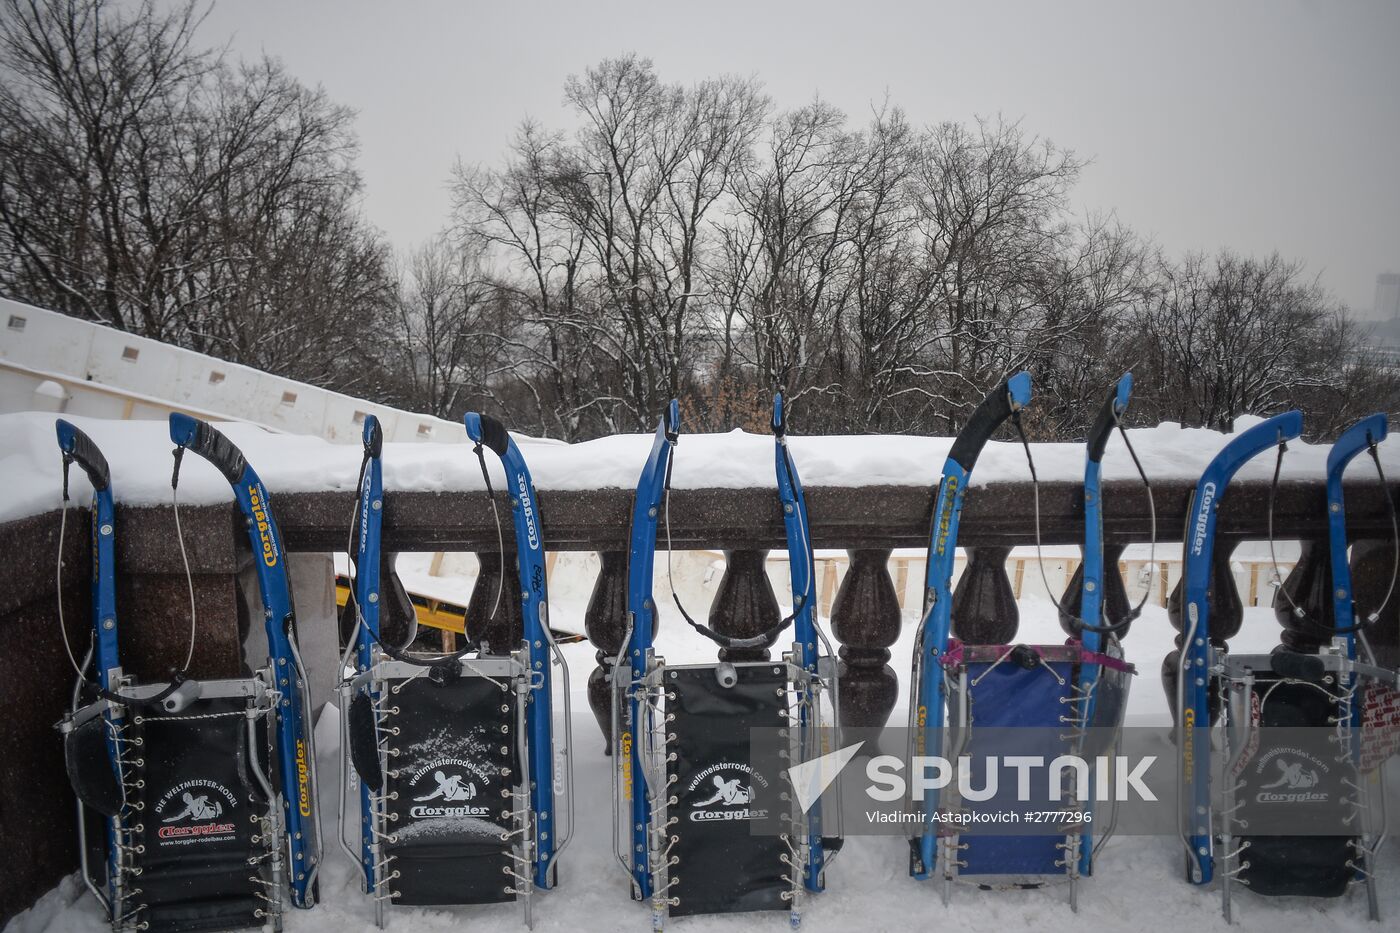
top-left (0, 0), bottom-right (392, 393)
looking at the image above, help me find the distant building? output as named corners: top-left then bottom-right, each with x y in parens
top-left (1377, 272), bottom-right (1400, 321)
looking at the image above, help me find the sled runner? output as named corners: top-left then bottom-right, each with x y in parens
top-left (612, 396), bottom-right (841, 928)
top-left (337, 414), bottom-right (572, 927)
top-left (907, 373), bottom-right (1147, 908)
top-left (1181, 411), bottom-right (1398, 921)
top-left (55, 415), bottom-right (321, 933)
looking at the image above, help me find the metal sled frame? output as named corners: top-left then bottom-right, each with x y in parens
top-left (168, 413), bottom-right (322, 911)
top-left (910, 373), bottom-right (1142, 907)
top-left (54, 420), bottom-right (291, 932)
top-left (336, 414), bottom-right (572, 928)
top-left (908, 372), bottom-right (1032, 883)
top-left (1188, 412), bottom-right (1391, 921)
top-left (611, 397), bottom-right (841, 928)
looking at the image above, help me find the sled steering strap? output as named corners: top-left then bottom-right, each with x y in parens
top-left (341, 439), bottom-right (504, 675)
top-left (1267, 430), bottom-right (1398, 636)
top-left (663, 434), bottom-right (797, 651)
top-left (53, 447), bottom-right (195, 711)
top-left (1012, 408), bottom-right (1157, 636)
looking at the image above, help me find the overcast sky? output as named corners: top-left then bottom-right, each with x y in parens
top-left (198, 0), bottom-right (1400, 316)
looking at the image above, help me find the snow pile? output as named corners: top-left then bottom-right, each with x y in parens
top-left (3, 411), bottom-right (1392, 525)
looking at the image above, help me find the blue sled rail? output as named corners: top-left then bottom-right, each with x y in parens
top-left (55, 420), bottom-right (119, 688)
top-left (1177, 409), bottom-right (1303, 887)
top-left (168, 413), bottom-right (322, 908)
top-left (772, 392), bottom-right (835, 892)
top-left (619, 399), bottom-right (680, 899)
top-left (1074, 372), bottom-right (1135, 877)
top-left (1325, 413), bottom-right (1390, 649)
top-left (464, 411), bottom-right (566, 888)
top-left (909, 371), bottom-right (1033, 880)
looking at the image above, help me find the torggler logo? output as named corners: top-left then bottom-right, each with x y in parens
top-left (517, 473), bottom-right (539, 550)
top-left (1190, 481), bottom-right (1216, 556)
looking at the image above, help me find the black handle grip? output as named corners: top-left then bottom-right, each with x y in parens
top-left (364, 417), bottom-right (382, 458)
top-left (947, 379), bottom-right (1015, 473)
top-left (61, 423), bottom-right (111, 492)
top-left (1086, 386), bottom-right (1120, 464)
top-left (188, 421), bottom-right (247, 485)
top-left (476, 414), bottom-right (510, 457)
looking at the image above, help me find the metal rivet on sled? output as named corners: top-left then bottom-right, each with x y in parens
top-left (783, 503), bottom-right (793, 514)
top-left (372, 499), bottom-right (382, 511)
top-left (369, 593), bottom-right (378, 604)
top-left (100, 524), bottom-right (113, 536)
top-left (1085, 581), bottom-right (1096, 592)
top-left (1330, 502), bottom-right (1341, 513)
top-left (1336, 588), bottom-right (1347, 599)
top-left (103, 618), bottom-right (115, 630)
top-left (648, 507), bottom-right (657, 518)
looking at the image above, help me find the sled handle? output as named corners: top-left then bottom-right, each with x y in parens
top-left (55, 419), bottom-right (110, 492)
top-left (947, 370), bottom-right (1032, 472)
top-left (361, 413), bottom-right (382, 457)
top-left (168, 413), bottom-right (246, 485)
top-left (1087, 373), bottom-right (1133, 463)
top-left (664, 398), bottom-right (680, 443)
top-left (464, 412), bottom-right (510, 457)
top-left (772, 393), bottom-right (787, 438)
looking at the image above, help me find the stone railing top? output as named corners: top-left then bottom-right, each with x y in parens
top-left (5, 410), bottom-right (1397, 525)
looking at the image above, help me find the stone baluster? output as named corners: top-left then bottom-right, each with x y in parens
top-left (951, 545), bottom-right (1018, 644)
top-left (584, 551), bottom-right (629, 754)
top-left (466, 550), bottom-right (524, 653)
top-left (1162, 538), bottom-right (1242, 726)
top-left (1350, 538), bottom-right (1400, 670)
top-left (1275, 537), bottom-right (1333, 653)
top-left (831, 548), bottom-right (900, 728)
top-left (707, 549), bottom-right (782, 663)
top-left (1059, 542), bottom-right (1132, 639)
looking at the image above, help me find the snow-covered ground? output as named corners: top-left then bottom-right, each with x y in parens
top-left (5, 409), bottom-right (1395, 524)
top-left (9, 565), bottom-right (1399, 932)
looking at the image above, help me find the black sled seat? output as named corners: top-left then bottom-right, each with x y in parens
top-left (614, 397), bottom-right (841, 929)
top-left (1220, 649), bottom-right (1388, 902)
top-left (345, 659), bottom-right (525, 908)
top-left (62, 678), bottom-right (286, 933)
top-left (338, 412), bottom-right (572, 928)
top-left (665, 664), bottom-right (794, 917)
